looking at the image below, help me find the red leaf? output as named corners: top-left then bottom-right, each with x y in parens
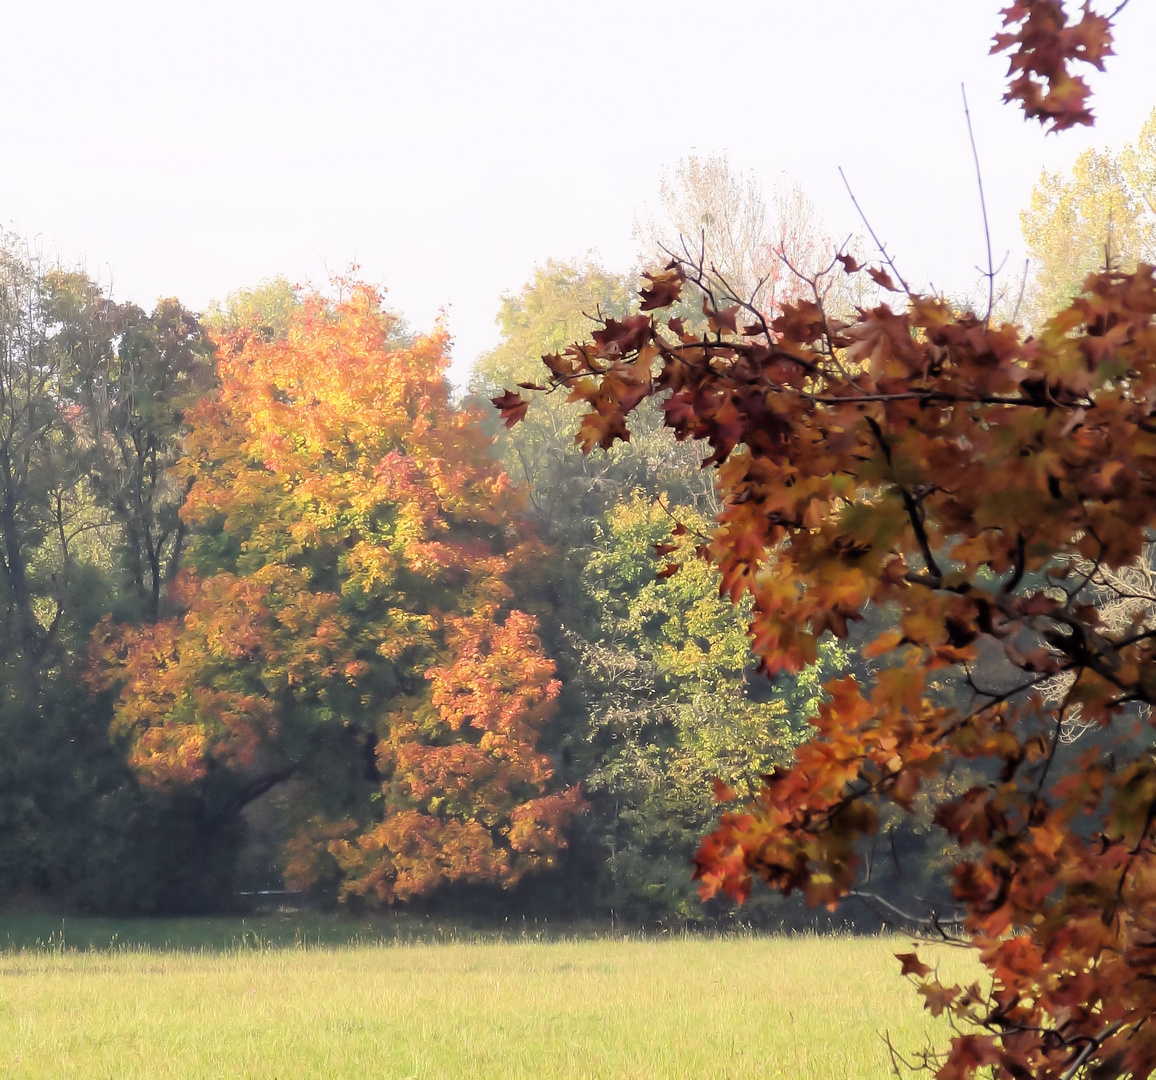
top-left (868, 266), bottom-right (899, 291)
top-left (639, 264), bottom-right (684, 311)
top-left (896, 951), bottom-right (932, 978)
top-left (491, 390), bottom-right (530, 428)
top-left (711, 777), bottom-right (737, 803)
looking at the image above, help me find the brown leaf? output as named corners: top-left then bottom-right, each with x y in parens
top-left (896, 951), bottom-right (932, 978)
top-left (703, 298), bottom-right (740, 335)
top-left (591, 315), bottom-right (651, 359)
top-left (639, 264), bottom-right (684, 311)
top-left (867, 266), bottom-right (899, 291)
top-left (491, 390), bottom-right (529, 428)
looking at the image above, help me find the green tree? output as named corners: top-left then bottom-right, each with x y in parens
top-left (202, 276), bottom-right (302, 342)
top-left (472, 258), bottom-right (863, 922)
top-left (471, 259), bottom-right (714, 537)
top-left (0, 237), bottom-right (232, 912)
top-left (571, 495), bottom-right (847, 920)
top-left (49, 275), bottom-right (217, 620)
top-left (0, 237), bottom-right (78, 678)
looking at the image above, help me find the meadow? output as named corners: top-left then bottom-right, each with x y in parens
top-left (0, 918), bottom-right (977, 1079)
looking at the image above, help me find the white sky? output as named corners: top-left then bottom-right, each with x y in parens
top-left (2, 1), bottom-right (1154, 386)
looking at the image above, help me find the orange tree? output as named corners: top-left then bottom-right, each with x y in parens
top-left (495, 5), bottom-right (1156, 1076)
top-left (92, 283), bottom-right (580, 904)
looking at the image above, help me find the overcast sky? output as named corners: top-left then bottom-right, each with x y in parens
top-left (2, 1), bottom-right (1154, 385)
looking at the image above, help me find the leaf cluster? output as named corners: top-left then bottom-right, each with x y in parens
top-left (505, 205), bottom-right (1156, 1075)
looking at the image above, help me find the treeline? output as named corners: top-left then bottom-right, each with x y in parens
top-left (0, 240), bottom-right (221, 911)
top-left (1, 114), bottom-right (1151, 924)
top-left (0, 239), bottom-right (842, 923)
top-left (0, 240), bottom-right (972, 927)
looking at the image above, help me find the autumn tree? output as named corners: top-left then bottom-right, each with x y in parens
top-left (496, 4), bottom-right (1156, 1075)
top-left (1022, 105), bottom-right (1156, 324)
top-left (93, 282), bottom-right (581, 904)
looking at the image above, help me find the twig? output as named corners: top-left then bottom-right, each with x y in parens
top-left (1011, 258), bottom-right (1029, 324)
top-left (850, 889), bottom-right (966, 933)
top-left (1059, 1020), bottom-right (1124, 1080)
top-left (838, 167), bottom-right (912, 297)
top-left (962, 85), bottom-right (998, 326)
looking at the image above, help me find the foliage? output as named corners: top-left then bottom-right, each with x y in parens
top-left (499, 8), bottom-right (1156, 1074)
top-left (571, 494), bottom-right (843, 919)
top-left (474, 259), bottom-right (804, 921)
top-left (1022, 106), bottom-right (1156, 324)
top-left (201, 276), bottom-right (303, 342)
top-left (471, 259), bottom-right (714, 539)
top-left (992, 0), bottom-right (1116, 132)
top-left (0, 237), bottom-right (241, 913)
top-left (51, 273), bottom-right (217, 619)
top-left (0, 239), bottom-right (83, 674)
top-left (511, 257), bottom-right (1156, 1073)
top-left (92, 283), bottom-right (581, 905)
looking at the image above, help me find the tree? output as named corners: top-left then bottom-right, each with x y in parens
top-left (0, 237), bottom-right (78, 676)
top-left (50, 276), bottom-right (217, 620)
top-left (0, 237), bottom-right (236, 913)
top-left (92, 282), bottom-right (580, 904)
top-left (496, 5), bottom-right (1156, 1074)
top-left (637, 154), bottom-right (862, 322)
top-left (571, 494), bottom-right (844, 921)
top-left (202, 276), bottom-right (303, 343)
top-left (472, 260), bottom-right (765, 920)
top-left (1022, 106), bottom-right (1156, 324)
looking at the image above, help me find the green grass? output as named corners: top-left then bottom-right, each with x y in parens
top-left (0, 925), bottom-right (976, 1079)
top-left (0, 911), bottom-right (478, 953)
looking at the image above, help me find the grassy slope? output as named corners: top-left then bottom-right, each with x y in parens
top-left (0, 932), bottom-right (975, 1079)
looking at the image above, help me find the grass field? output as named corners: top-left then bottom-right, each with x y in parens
top-left (0, 920), bottom-right (976, 1079)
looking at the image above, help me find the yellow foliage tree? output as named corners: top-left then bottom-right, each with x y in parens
top-left (1022, 106), bottom-right (1156, 323)
top-left (91, 282), bottom-right (581, 903)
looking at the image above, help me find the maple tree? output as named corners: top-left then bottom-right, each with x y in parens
top-left (93, 282), bottom-right (580, 904)
top-left (495, 4), bottom-right (1156, 1076)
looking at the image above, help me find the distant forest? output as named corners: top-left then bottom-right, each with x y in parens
top-left (0, 110), bottom-right (1151, 923)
